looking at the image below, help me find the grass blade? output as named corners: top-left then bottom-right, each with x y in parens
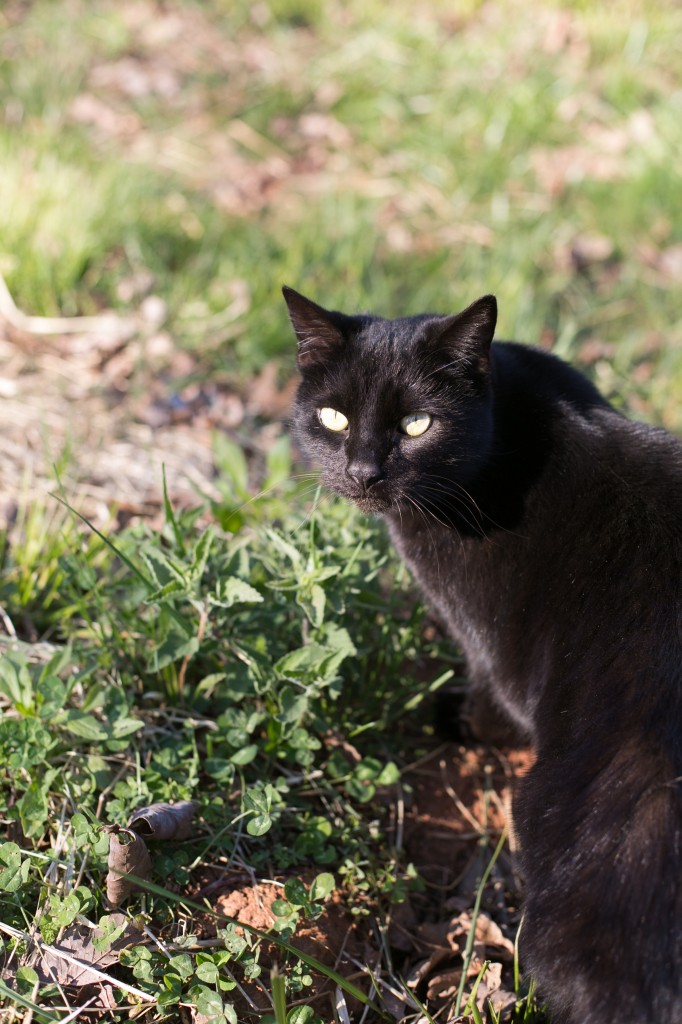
top-left (0, 980), bottom-right (60, 1024)
top-left (51, 493), bottom-right (189, 631)
top-left (162, 465), bottom-right (188, 556)
top-left (270, 964), bottom-right (288, 1024)
top-left (454, 827), bottom-right (508, 1016)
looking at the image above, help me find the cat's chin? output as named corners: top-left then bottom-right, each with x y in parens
top-left (351, 494), bottom-right (394, 515)
top-left (330, 491), bottom-right (388, 515)
top-left (332, 485), bottom-right (394, 515)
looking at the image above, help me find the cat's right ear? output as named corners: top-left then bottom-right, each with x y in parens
top-left (282, 286), bottom-right (345, 370)
top-left (427, 294), bottom-right (497, 382)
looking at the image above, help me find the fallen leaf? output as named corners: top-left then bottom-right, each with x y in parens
top-left (105, 825), bottom-right (153, 906)
top-left (472, 960), bottom-right (503, 1011)
top-left (127, 799), bottom-right (197, 840)
top-left (38, 914), bottom-right (141, 986)
top-left (488, 983), bottom-right (518, 1017)
top-left (405, 947), bottom-right (452, 990)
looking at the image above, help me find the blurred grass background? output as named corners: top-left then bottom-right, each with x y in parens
top-left (1, 0), bottom-right (681, 428)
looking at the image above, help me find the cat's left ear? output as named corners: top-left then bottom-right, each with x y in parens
top-left (429, 294), bottom-right (497, 379)
top-left (282, 286), bottom-right (345, 370)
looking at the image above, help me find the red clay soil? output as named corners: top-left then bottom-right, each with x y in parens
top-left (194, 741), bottom-right (535, 1023)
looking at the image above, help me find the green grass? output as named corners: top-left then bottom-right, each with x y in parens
top-left (0, 467), bottom-right (446, 1022)
top-left (1, 0), bottom-right (681, 1020)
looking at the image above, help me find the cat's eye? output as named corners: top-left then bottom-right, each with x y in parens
top-left (318, 407), bottom-right (349, 432)
top-left (400, 413), bottom-right (432, 437)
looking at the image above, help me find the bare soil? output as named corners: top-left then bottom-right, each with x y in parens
top-left (186, 742), bottom-right (535, 1022)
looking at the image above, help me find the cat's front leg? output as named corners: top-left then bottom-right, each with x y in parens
top-left (433, 663), bottom-right (532, 745)
top-left (460, 681), bottom-right (531, 745)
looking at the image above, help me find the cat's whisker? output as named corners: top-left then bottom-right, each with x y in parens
top-left (402, 493), bottom-right (443, 584)
top-left (413, 494), bottom-right (479, 547)
top-left (424, 474), bottom-right (527, 540)
top-left (416, 469), bottom-right (521, 539)
top-left (414, 483), bottom-right (488, 538)
top-left (406, 492), bottom-right (472, 584)
top-left (282, 486), bottom-right (337, 538)
top-left (220, 471), bottom-right (323, 520)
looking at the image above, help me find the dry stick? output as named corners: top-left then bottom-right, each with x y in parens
top-left (0, 922), bottom-right (155, 1004)
top-left (56, 995), bottom-right (99, 1024)
top-left (0, 604), bottom-right (17, 637)
top-left (439, 757), bottom-right (487, 835)
top-left (0, 271), bottom-right (132, 337)
top-left (25, 976), bottom-right (39, 1024)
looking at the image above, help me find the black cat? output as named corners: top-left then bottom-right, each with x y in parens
top-left (284, 285), bottom-right (682, 1024)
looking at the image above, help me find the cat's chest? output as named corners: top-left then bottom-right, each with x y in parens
top-left (386, 513), bottom-right (543, 733)
top-left (386, 517), bottom-right (507, 634)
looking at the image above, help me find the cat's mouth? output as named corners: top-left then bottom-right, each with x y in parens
top-left (340, 488), bottom-right (392, 514)
top-left (332, 477), bottom-right (395, 514)
top-left (350, 492), bottom-right (394, 514)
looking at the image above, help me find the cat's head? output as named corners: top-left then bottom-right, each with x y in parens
top-left (283, 287), bottom-right (497, 519)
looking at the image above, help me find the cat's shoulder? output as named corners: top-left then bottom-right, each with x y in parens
top-left (494, 338), bottom-right (682, 497)
top-left (492, 340), bottom-right (612, 414)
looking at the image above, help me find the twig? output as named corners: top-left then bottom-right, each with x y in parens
top-left (0, 604), bottom-right (17, 638)
top-left (439, 757), bottom-right (486, 835)
top-left (57, 995), bottom-right (98, 1023)
top-left (0, 270), bottom-right (132, 337)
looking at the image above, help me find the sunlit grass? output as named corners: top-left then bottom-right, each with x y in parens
top-left (1, 0), bottom-right (680, 416)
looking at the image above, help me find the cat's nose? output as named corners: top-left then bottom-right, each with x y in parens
top-left (346, 459), bottom-right (383, 492)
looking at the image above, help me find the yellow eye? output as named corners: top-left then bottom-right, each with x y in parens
top-left (318, 407), bottom-right (349, 432)
top-left (400, 413), bottom-right (432, 437)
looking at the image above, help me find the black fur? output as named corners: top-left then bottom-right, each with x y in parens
top-left (284, 285), bottom-right (682, 1023)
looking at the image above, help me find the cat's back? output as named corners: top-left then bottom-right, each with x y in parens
top-left (498, 340), bottom-right (682, 540)
top-left (557, 400), bottom-right (682, 557)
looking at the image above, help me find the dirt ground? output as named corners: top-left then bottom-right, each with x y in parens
top-left (188, 742), bottom-right (534, 1022)
top-left (0, 295), bottom-right (295, 530)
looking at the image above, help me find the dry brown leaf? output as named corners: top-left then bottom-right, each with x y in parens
top-left (469, 912), bottom-right (516, 962)
top-left (425, 966), bottom-right (461, 1001)
top-left (38, 914), bottom-right (141, 986)
top-left (105, 826), bottom-right (153, 906)
top-left (127, 799), bottom-right (197, 840)
top-left (472, 960), bottom-right (503, 1011)
top-left (405, 947), bottom-right (452, 990)
top-left (409, 909), bottom-right (515, 1002)
top-left (489, 983), bottom-right (519, 1016)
